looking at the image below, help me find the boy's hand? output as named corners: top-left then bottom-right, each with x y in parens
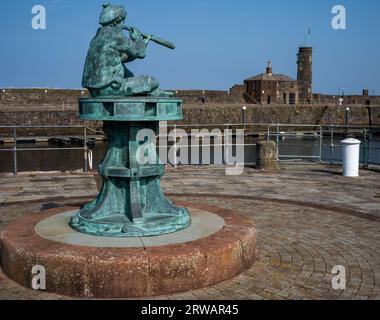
top-left (129, 27), bottom-right (143, 41)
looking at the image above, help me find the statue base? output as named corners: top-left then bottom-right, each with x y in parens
top-left (71, 97), bottom-right (190, 237)
top-left (71, 207), bottom-right (191, 238)
top-left (0, 203), bottom-right (257, 298)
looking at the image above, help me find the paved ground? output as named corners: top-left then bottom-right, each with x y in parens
top-left (0, 164), bottom-right (380, 300)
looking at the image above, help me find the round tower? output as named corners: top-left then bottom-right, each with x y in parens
top-left (297, 47), bottom-right (313, 104)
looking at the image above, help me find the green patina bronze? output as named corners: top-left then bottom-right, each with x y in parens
top-left (70, 3), bottom-right (191, 237)
top-left (82, 2), bottom-right (174, 98)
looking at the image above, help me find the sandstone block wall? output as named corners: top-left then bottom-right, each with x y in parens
top-left (180, 104), bottom-right (379, 127)
top-left (0, 89), bottom-right (379, 137)
top-left (0, 88), bottom-right (245, 109)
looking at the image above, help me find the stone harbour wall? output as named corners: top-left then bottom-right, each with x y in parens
top-left (0, 87), bottom-right (245, 108)
top-left (1, 88), bottom-right (379, 109)
top-left (0, 88), bottom-right (90, 110)
top-left (0, 111), bottom-right (101, 137)
top-left (0, 105), bottom-right (378, 136)
top-left (0, 89), bottom-right (379, 137)
top-left (180, 104), bottom-right (380, 127)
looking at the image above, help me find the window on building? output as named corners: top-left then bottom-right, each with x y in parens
top-left (289, 93), bottom-right (296, 105)
top-left (283, 93), bottom-right (287, 104)
top-left (267, 95), bottom-right (271, 104)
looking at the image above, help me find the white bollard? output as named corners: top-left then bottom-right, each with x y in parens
top-left (341, 138), bottom-right (361, 177)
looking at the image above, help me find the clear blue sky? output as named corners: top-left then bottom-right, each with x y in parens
top-left (0, 0), bottom-right (379, 94)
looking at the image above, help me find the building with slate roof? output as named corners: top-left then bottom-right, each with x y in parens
top-left (244, 47), bottom-right (313, 105)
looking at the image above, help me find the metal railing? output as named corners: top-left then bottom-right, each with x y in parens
top-left (0, 125), bottom-right (89, 175)
top-left (321, 125), bottom-right (380, 166)
top-left (1, 123), bottom-right (379, 174)
top-left (157, 123), bottom-right (257, 167)
top-left (164, 123), bottom-right (322, 163)
top-left (265, 123), bottom-right (323, 162)
top-left (162, 123), bottom-right (380, 166)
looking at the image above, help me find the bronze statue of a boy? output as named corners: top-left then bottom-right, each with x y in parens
top-left (82, 3), bottom-right (172, 97)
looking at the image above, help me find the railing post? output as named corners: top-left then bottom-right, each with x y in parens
top-left (276, 123), bottom-right (280, 147)
top-left (276, 123), bottom-right (280, 161)
top-left (84, 126), bottom-right (88, 173)
top-left (363, 129), bottom-right (370, 167)
top-left (367, 131), bottom-right (372, 166)
top-left (319, 125), bottom-right (323, 163)
top-left (330, 125), bottom-right (334, 164)
top-left (363, 129), bottom-right (367, 167)
top-left (173, 124), bottom-right (177, 169)
top-left (225, 124), bottom-right (229, 164)
top-left (13, 126), bottom-right (17, 175)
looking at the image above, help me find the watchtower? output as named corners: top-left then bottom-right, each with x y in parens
top-left (297, 46), bottom-right (313, 104)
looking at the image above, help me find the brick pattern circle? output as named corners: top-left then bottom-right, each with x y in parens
top-left (167, 196), bottom-right (380, 300)
top-left (0, 194), bottom-right (379, 300)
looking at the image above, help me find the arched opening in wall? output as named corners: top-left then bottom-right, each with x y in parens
top-left (267, 96), bottom-right (271, 104)
top-left (366, 100), bottom-right (371, 106)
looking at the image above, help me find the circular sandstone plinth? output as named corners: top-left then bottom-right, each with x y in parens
top-left (0, 203), bottom-right (256, 298)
